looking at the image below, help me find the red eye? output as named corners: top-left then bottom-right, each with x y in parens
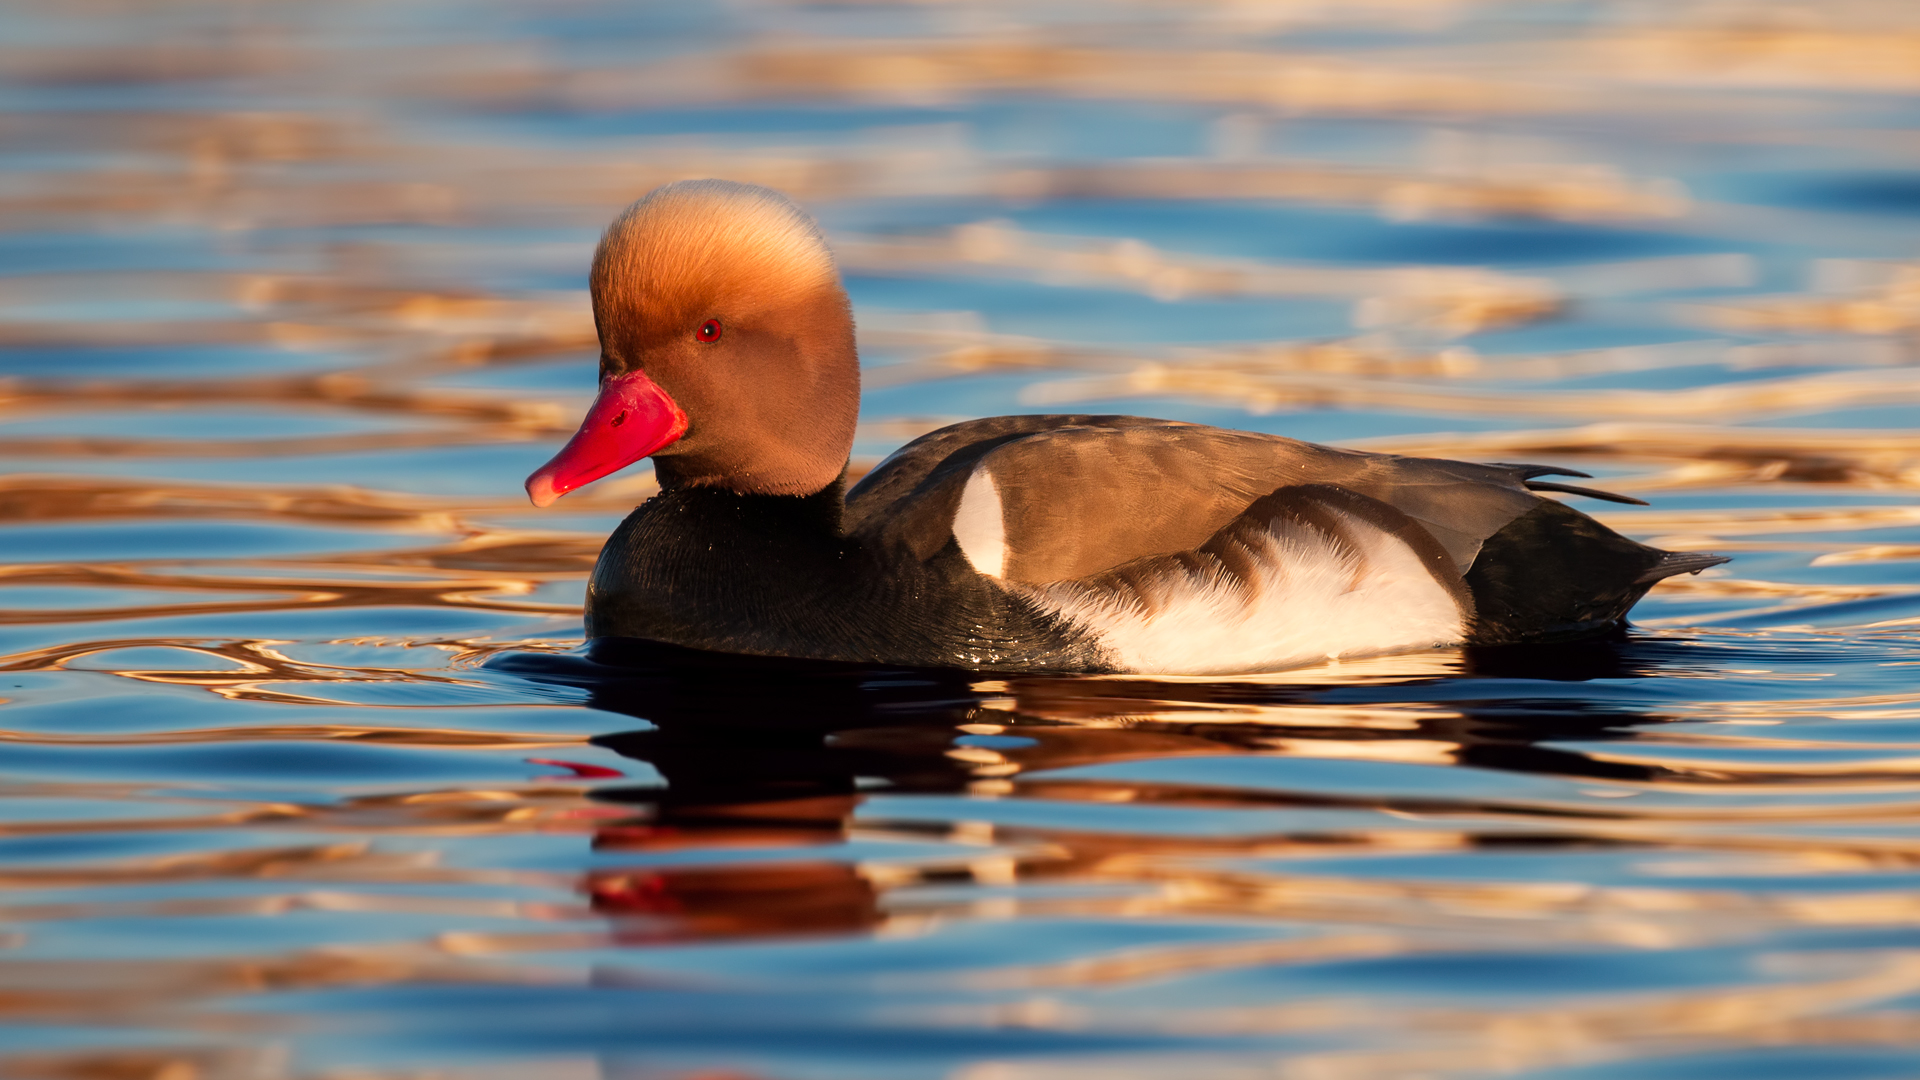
top-left (696, 318), bottom-right (721, 343)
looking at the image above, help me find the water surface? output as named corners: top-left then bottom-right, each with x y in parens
top-left (5, 0), bottom-right (1920, 1077)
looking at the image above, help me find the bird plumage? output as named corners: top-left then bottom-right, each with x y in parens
top-left (529, 180), bottom-right (1728, 674)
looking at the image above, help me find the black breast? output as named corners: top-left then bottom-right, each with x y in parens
top-left (585, 478), bottom-right (1107, 672)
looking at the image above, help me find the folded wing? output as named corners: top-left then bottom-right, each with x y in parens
top-left (846, 415), bottom-right (1545, 582)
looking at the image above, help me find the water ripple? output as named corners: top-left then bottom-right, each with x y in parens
top-left (6, 0), bottom-right (1920, 1077)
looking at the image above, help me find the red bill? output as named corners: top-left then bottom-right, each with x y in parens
top-left (525, 369), bottom-right (688, 507)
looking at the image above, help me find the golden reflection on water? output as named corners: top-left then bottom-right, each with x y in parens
top-left (6, 0), bottom-right (1920, 1077)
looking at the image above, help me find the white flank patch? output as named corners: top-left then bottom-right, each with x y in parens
top-left (952, 465), bottom-right (1007, 578)
top-left (1026, 508), bottom-right (1464, 675)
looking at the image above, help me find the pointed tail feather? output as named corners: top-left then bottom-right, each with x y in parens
top-left (1489, 462), bottom-right (1647, 505)
top-left (1493, 462), bottom-right (1596, 480)
top-left (1634, 551), bottom-right (1731, 585)
top-left (1524, 480), bottom-right (1649, 506)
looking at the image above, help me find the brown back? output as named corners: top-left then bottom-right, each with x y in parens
top-left (846, 416), bottom-right (1541, 584)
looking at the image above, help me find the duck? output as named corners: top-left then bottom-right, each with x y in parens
top-left (524, 179), bottom-right (1727, 675)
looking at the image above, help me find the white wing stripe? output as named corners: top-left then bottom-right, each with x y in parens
top-left (953, 465), bottom-right (1008, 578)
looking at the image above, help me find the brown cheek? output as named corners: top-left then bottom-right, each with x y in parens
top-left (718, 328), bottom-right (791, 409)
top-left (637, 342), bottom-right (711, 439)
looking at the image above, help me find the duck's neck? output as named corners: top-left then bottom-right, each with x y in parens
top-left (654, 470), bottom-right (849, 536)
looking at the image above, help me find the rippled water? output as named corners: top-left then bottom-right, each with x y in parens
top-left (6, 0), bottom-right (1920, 1077)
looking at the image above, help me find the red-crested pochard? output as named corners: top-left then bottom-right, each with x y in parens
top-left (525, 179), bottom-right (1726, 674)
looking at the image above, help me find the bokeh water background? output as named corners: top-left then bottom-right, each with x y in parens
top-left (5, 0), bottom-right (1920, 1077)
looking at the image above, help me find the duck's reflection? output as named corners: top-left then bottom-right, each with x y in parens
top-left (502, 640), bottom-right (979, 939)
top-left (497, 634), bottom-right (1687, 942)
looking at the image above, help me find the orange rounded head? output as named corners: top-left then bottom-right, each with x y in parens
top-left (526, 180), bottom-right (860, 506)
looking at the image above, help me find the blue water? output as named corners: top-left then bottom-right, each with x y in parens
top-left (4, 1), bottom-right (1920, 1077)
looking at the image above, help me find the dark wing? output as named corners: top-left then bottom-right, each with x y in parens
top-left (846, 415), bottom-right (1551, 583)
